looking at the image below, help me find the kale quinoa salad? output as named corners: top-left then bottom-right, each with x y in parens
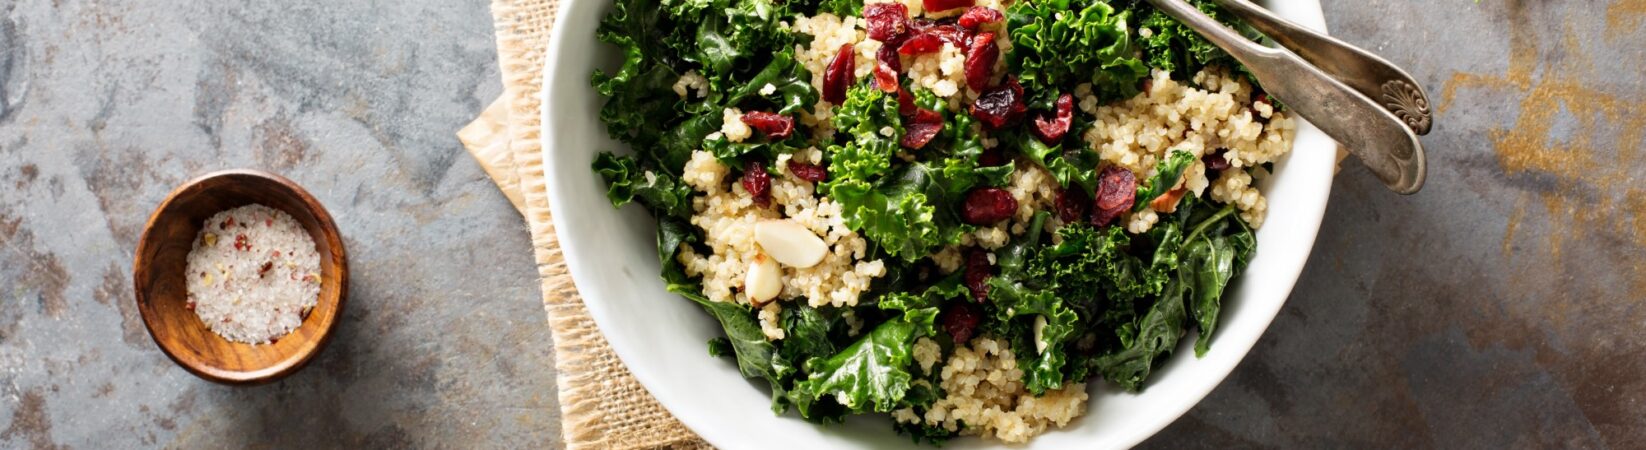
top-left (589, 0), bottom-right (1294, 443)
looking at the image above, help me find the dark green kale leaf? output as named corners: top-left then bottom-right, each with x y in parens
top-left (778, 304), bottom-right (839, 374)
top-left (1008, 0), bottom-right (1149, 103)
top-left (1179, 204), bottom-right (1255, 356)
top-left (827, 85), bottom-right (904, 183)
top-left (663, 49), bottom-right (819, 171)
top-left (987, 278), bottom-right (1080, 395)
top-left (1087, 264), bottom-right (1189, 392)
top-left (1088, 199), bottom-right (1255, 390)
top-left (1034, 224), bottom-right (1160, 303)
top-left (1009, 131), bottom-right (1101, 196)
top-left (1133, 149), bottom-right (1195, 212)
top-left (829, 173), bottom-right (946, 263)
top-left (788, 313), bottom-right (933, 417)
top-left (917, 88), bottom-right (1016, 191)
top-left (675, 278), bottom-right (787, 385)
top-left (592, 152), bottom-right (695, 220)
top-left (893, 420), bottom-right (960, 446)
top-left (826, 86), bottom-right (999, 263)
top-left (1130, 0), bottom-right (1263, 80)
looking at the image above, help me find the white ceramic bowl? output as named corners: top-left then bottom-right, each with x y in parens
top-left (543, 2), bottom-right (1334, 447)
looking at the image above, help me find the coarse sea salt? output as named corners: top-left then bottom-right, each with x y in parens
top-left (185, 204), bottom-right (321, 344)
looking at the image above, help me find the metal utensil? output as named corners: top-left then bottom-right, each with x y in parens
top-left (1144, 0), bottom-right (1429, 194)
top-left (1207, 0), bottom-right (1433, 135)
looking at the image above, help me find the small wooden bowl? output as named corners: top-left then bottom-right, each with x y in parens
top-left (133, 169), bottom-right (348, 384)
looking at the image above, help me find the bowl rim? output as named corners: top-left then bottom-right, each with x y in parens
top-left (132, 168), bottom-right (349, 385)
top-left (541, 1), bottom-right (1332, 446)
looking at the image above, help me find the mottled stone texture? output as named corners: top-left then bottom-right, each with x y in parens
top-left (0, 0), bottom-right (559, 448)
top-left (2, 0), bottom-right (1643, 448)
top-left (1146, 0), bottom-right (1646, 448)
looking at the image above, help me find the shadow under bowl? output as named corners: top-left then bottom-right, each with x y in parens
top-left (133, 169), bottom-right (348, 385)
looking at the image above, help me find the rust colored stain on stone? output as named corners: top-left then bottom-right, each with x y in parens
top-left (254, 117), bottom-right (309, 170)
top-left (93, 263), bottom-right (147, 346)
top-left (17, 164), bottom-right (38, 189)
top-left (1606, 0), bottom-right (1646, 39)
top-left (1, 391), bottom-right (63, 450)
top-left (1431, 2), bottom-right (1646, 445)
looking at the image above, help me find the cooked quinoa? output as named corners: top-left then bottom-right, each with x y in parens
top-left (593, 0), bottom-right (1292, 444)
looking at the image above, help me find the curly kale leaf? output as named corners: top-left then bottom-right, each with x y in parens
top-left (1037, 224), bottom-right (1162, 302)
top-left (1088, 199), bottom-right (1256, 391)
top-left (1131, 0), bottom-right (1263, 80)
top-left (595, 0), bottom-right (813, 172)
top-left (1133, 149), bottom-right (1195, 212)
top-left (1008, 0), bottom-right (1148, 103)
top-left (987, 278), bottom-right (1080, 395)
top-left (1010, 131), bottom-right (1101, 196)
top-left (918, 88), bottom-right (1016, 190)
top-left (825, 86), bottom-right (982, 262)
top-left (830, 163), bottom-right (963, 263)
top-left (592, 152), bottom-right (694, 220)
top-left (788, 313), bottom-right (933, 417)
top-left (827, 85), bottom-right (904, 181)
top-left (662, 0), bottom-right (799, 96)
top-left (778, 304), bottom-right (839, 374)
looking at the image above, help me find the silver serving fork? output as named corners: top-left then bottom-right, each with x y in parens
top-left (1144, 0), bottom-right (1431, 194)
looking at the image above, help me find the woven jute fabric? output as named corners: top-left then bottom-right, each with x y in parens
top-left (460, 0), bottom-right (710, 448)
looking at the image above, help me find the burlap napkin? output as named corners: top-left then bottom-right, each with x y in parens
top-left (459, 1), bottom-right (710, 448)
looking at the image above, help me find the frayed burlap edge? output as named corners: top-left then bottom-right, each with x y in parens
top-left (462, 0), bottom-right (710, 448)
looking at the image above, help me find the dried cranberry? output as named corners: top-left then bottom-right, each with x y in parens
top-left (221, 217), bottom-right (234, 230)
top-left (741, 111), bottom-right (794, 140)
top-left (1031, 93), bottom-right (1075, 145)
top-left (900, 108), bottom-right (945, 150)
top-left (876, 44), bottom-right (903, 74)
top-left (963, 32), bottom-right (999, 92)
top-left (970, 78), bottom-right (1027, 129)
top-left (822, 44), bottom-right (855, 104)
top-left (873, 62), bottom-right (900, 93)
top-left (924, 23), bottom-right (969, 46)
top-left (923, 0), bottom-right (974, 13)
top-left (897, 88), bottom-right (917, 116)
top-left (941, 301), bottom-right (982, 344)
top-left (961, 187), bottom-right (1018, 225)
top-left (1090, 166), bottom-right (1136, 227)
top-left (787, 161), bottom-right (829, 183)
top-left (978, 149), bottom-right (1006, 167)
top-left (1055, 188), bottom-right (1090, 223)
top-left (957, 6), bottom-right (1003, 29)
top-left (864, 3), bottom-right (910, 43)
top-left (963, 249), bottom-right (992, 302)
top-left (742, 160), bottom-right (773, 207)
top-left (1204, 148), bottom-right (1232, 173)
top-left (897, 32), bottom-right (943, 55)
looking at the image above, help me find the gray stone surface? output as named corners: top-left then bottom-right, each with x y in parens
top-left (1149, 0), bottom-right (1646, 448)
top-left (0, 0), bottom-right (559, 448)
top-left (1, 0), bottom-right (1642, 448)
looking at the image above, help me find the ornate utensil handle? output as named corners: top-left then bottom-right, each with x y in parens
top-left (1145, 0), bottom-right (1427, 194)
top-left (1209, 0), bottom-right (1434, 135)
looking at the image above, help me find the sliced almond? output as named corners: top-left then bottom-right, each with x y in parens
top-left (754, 219), bottom-right (828, 268)
top-left (1033, 315), bottom-right (1049, 355)
top-left (746, 254), bottom-right (783, 305)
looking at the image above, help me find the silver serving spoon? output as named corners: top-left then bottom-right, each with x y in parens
top-left (1144, 0), bottom-right (1429, 194)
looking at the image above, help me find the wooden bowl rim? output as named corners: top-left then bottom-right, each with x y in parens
top-left (133, 168), bottom-right (349, 385)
